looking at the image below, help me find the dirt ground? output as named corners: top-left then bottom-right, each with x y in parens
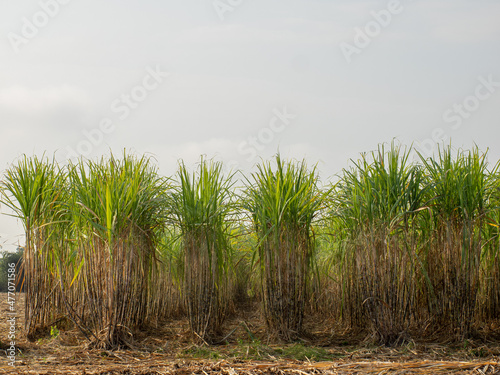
top-left (1, 293), bottom-right (499, 374)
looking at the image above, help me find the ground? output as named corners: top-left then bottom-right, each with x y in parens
top-left (1, 294), bottom-right (499, 374)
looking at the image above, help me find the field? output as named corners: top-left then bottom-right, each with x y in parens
top-left (1, 293), bottom-right (500, 374)
top-left (2, 146), bottom-right (500, 373)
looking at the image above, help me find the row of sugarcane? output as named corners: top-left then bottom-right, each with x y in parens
top-left (0, 144), bottom-right (499, 348)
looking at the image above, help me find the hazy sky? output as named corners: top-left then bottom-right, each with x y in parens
top-left (1, 0), bottom-right (500, 250)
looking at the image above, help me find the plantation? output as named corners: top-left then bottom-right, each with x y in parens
top-left (1, 144), bottom-right (500, 374)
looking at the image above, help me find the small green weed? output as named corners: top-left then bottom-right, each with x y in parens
top-left (182, 346), bottom-right (221, 360)
top-left (50, 325), bottom-right (60, 338)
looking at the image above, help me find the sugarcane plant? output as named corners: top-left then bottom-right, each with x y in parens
top-left (244, 155), bottom-right (325, 341)
top-left (0, 155), bottom-right (71, 339)
top-left (418, 145), bottom-right (492, 337)
top-left (479, 166), bottom-right (500, 322)
top-left (331, 143), bottom-right (424, 345)
top-left (68, 152), bottom-right (168, 348)
top-left (167, 158), bottom-right (236, 342)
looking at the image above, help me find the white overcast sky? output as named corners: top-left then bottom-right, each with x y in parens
top-left (1, 0), bottom-right (500, 250)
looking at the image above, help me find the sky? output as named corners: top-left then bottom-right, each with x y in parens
top-left (0, 0), bottom-right (499, 250)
